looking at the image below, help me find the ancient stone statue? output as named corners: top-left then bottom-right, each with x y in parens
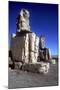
top-left (38, 35), bottom-right (51, 63)
top-left (16, 9), bottom-right (30, 32)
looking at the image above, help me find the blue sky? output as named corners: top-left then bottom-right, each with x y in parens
top-left (9, 1), bottom-right (58, 55)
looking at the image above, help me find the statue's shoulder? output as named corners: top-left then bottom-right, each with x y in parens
top-left (44, 48), bottom-right (49, 53)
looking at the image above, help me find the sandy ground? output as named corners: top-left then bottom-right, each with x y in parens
top-left (8, 62), bottom-right (58, 89)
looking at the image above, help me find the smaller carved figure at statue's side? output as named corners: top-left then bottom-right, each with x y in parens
top-left (38, 35), bottom-right (51, 63)
top-left (16, 9), bottom-right (30, 32)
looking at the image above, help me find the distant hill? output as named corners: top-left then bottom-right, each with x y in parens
top-left (52, 55), bottom-right (58, 60)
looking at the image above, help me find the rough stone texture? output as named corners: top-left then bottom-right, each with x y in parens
top-left (16, 9), bottom-right (30, 32)
top-left (10, 33), bottom-right (29, 63)
top-left (34, 36), bottom-right (39, 62)
top-left (29, 33), bottom-right (39, 63)
top-left (10, 32), bottom-right (39, 63)
top-left (22, 62), bottom-right (50, 74)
